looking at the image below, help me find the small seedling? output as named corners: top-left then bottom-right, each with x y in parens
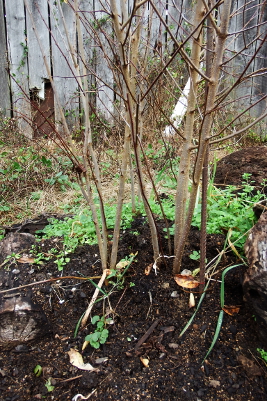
top-left (257, 348), bottom-right (267, 365)
top-left (2, 252), bottom-right (21, 269)
top-left (84, 315), bottom-right (111, 349)
top-left (45, 378), bottom-right (55, 392)
top-left (54, 256), bottom-right (70, 271)
top-left (189, 250), bottom-right (200, 261)
top-left (33, 364), bottom-right (42, 377)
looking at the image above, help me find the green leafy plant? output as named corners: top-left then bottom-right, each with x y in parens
top-left (257, 348), bottom-right (267, 365)
top-left (45, 378), bottom-right (55, 392)
top-left (44, 171), bottom-right (77, 191)
top-left (54, 255), bottom-right (70, 271)
top-left (2, 252), bottom-right (21, 269)
top-left (84, 315), bottom-right (111, 349)
top-left (189, 250), bottom-right (201, 261)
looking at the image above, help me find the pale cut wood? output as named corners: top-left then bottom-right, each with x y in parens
top-left (5, 0), bottom-right (33, 137)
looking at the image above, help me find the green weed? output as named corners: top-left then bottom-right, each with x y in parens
top-left (257, 348), bottom-right (267, 364)
top-left (189, 250), bottom-right (201, 261)
top-left (84, 315), bottom-right (111, 349)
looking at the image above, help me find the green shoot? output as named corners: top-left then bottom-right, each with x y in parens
top-left (84, 315), bottom-right (111, 349)
top-left (257, 348), bottom-right (267, 365)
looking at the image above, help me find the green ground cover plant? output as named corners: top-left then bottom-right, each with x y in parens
top-left (34, 172), bottom-right (265, 270)
top-left (257, 348), bottom-right (267, 365)
top-left (84, 315), bottom-right (111, 349)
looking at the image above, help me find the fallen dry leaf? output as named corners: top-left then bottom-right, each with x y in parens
top-left (116, 260), bottom-right (129, 269)
top-left (174, 274), bottom-right (200, 289)
top-left (140, 356), bottom-right (149, 367)
top-left (222, 305), bottom-right (240, 316)
top-left (82, 340), bottom-right (90, 351)
top-left (237, 354), bottom-right (262, 376)
top-left (17, 255), bottom-right (36, 264)
top-left (67, 348), bottom-right (97, 371)
top-left (144, 263), bottom-right (153, 275)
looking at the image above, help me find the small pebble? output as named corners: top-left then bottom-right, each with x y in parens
top-left (171, 291), bottom-right (179, 298)
top-left (95, 357), bottom-right (108, 364)
top-left (162, 282), bottom-right (169, 289)
top-left (12, 269), bottom-right (20, 275)
top-left (168, 343), bottom-right (179, 349)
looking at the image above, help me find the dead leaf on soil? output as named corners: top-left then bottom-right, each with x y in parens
top-left (174, 274), bottom-right (200, 289)
top-left (140, 356), bottom-right (149, 367)
top-left (67, 348), bottom-right (97, 371)
top-left (17, 255), bottom-right (36, 264)
top-left (116, 260), bottom-right (129, 269)
top-left (237, 354), bottom-right (262, 376)
top-left (144, 263), bottom-right (153, 275)
top-left (222, 305), bottom-right (240, 316)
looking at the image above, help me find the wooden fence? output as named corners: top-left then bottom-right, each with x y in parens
top-left (0, 0), bottom-right (266, 138)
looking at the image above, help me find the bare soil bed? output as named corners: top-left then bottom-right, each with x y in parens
top-left (1, 145), bottom-right (267, 401)
top-left (0, 220), bottom-right (266, 401)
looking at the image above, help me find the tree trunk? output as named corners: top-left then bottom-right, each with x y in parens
top-left (243, 212), bottom-right (267, 343)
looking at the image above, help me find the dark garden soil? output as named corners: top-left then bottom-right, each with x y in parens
top-left (214, 146), bottom-right (267, 193)
top-left (1, 146), bottom-right (267, 401)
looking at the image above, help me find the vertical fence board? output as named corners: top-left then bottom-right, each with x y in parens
top-left (50, 1), bottom-right (79, 132)
top-left (252, 1), bottom-right (267, 117)
top-left (94, 0), bottom-right (115, 122)
top-left (0, 1), bottom-right (11, 117)
top-left (2, 0), bottom-right (267, 133)
top-left (5, 0), bottom-right (33, 137)
top-left (26, 0), bottom-right (50, 95)
top-left (79, 0), bottom-right (96, 112)
top-left (227, 0), bottom-right (267, 121)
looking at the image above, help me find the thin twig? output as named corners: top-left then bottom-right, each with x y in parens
top-left (0, 276), bottom-right (102, 295)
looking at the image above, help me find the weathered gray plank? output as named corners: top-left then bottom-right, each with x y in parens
top-left (26, 0), bottom-right (50, 97)
top-left (50, 1), bottom-right (79, 132)
top-left (227, 0), bottom-right (267, 122)
top-left (5, 0), bottom-right (33, 137)
top-left (150, 0), bottom-right (165, 54)
top-left (94, 0), bottom-right (115, 121)
top-left (0, 1), bottom-right (11, 117)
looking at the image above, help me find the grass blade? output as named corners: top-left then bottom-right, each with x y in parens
top-left (220, 263), bottom-right (243, 308)
top-left (202, 309), bottom-right (224, 363)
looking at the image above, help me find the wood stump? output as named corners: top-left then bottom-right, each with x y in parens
top-left (243, 212), bottom-right (267, 343)
top-left (0, 295), bottom-right (51, 350)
